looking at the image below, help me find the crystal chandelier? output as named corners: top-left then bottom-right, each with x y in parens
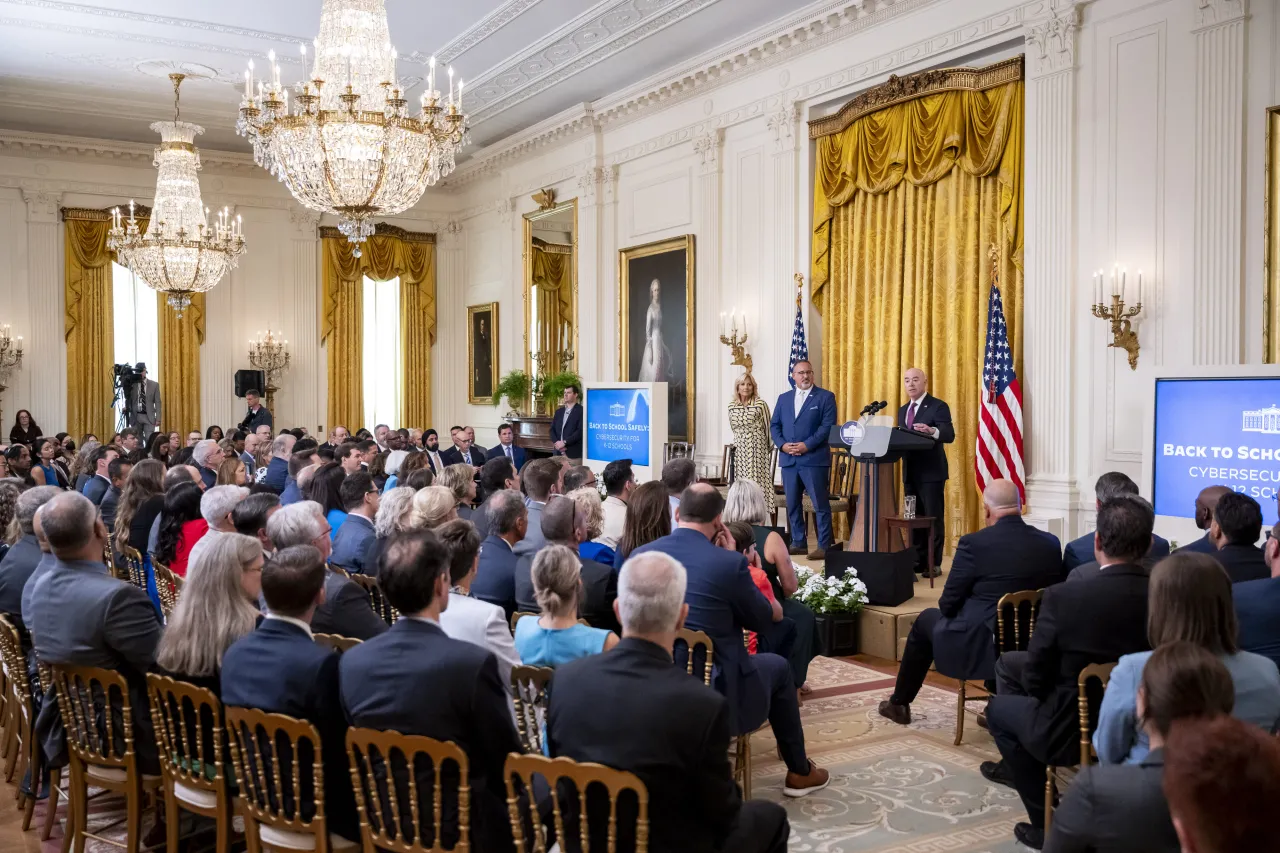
top-left (109, 74), bottom-right (246, 316)
top-left (236, 0), bottom-right (467, 255)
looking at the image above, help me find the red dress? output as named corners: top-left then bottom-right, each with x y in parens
top-left (170, 518), bottom-right (209, 577)
top-left (746, 564), bottom-right (777, 655)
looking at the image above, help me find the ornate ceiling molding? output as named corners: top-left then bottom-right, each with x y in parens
top-left (1, 0), bottom-right (307, 44)
top-left (1194, 0), bottom-right (1248, 29)
top-left (0, 129), bottom-right (259, 173)
top-left (1024, 1), bottom-right (1080, 78)
top-left (0, 16), bottom-right (306, 63)
top-left (419, 0), bottom-right (548, 65)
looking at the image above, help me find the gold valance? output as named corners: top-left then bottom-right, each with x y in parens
top-left (319, 223), bottom-right (436, 244)
top-left (61, 204), bottom-right (152, 222)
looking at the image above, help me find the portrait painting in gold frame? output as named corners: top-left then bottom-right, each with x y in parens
top-left (468, 302), bottom-right (499, 404)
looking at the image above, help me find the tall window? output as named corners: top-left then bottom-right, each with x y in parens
top-left (112, 262), bottom-right (159, 423)
top-left (362, 276), bottom-right (402, 428)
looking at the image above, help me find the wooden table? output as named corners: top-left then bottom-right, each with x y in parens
top-left (884, 515), bottom-right (937, 587)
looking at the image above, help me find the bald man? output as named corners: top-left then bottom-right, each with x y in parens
top-left (898, 368), bottom-right (954, 577)
top-left (1178, 484), bottom-right (1234, 555)
top-left (879, 479), bottom-right (1062, 727)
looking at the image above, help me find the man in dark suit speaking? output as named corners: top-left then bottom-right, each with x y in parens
top-left (551, 383), bottom-right (584, 460)
top-left (898, 367), bottom-right (954, 577)
top-left (770, 360), bottom-right (838, 560)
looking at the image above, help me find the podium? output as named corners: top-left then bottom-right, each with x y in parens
top-left (832, 417), bottom-right (938, 553)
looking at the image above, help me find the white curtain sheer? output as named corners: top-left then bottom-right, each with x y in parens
top-left (111, 262), bottom-right (159, 423)
top-left (362, 275), bottom-right (403, 428)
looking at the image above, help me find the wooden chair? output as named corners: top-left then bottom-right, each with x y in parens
top-left (225, 706), bottom-right (359, 853)
top-left (954, 589), bottom-right (1044, 746)
top-left (662, 442), bottom-right (696, 464)
top-left (314, 633), bottom-right (364, 654)
top-left (147, 674), bottom-right (234, 853)
top-left (509, 611), bottom-right (538, 633)
top-left (510, 665), bottom-right (554, 754)
top-left (800, 447), bottom-right (857, 542)
top-left (120, 545), bottom-right (148, 592)
top-left (32, 659), bottom-right (64, 845)
top-left (0, 615), bottom-right (36, 826)
top-left (49, 662), bottom-right (163, 853)
top-left (349, 573), bottom-right (399, 626)
top-left (504, 753), bottom-right (649, 853)
top-left (1044, 662), bottom-right (1116, 832)
top-left (153, 559), bottom-right (183, 620)
top-left (704, 445), bottom-right (736, 487)
top-left (671, 629), bottom-right (756, 795)
top-left (346, 726), bottom-right (471, 852)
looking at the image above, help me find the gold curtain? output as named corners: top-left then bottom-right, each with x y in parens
top-left (63, 212), bottom-right (117, 441)
top-left (321, 225), bottom-right (436, 430)
top-left (158, 294), bottom-right (205, 433)
top-left (809, 59), bottom-right (1024, 552)
top-left (531, 238), bottom-right (574, 358)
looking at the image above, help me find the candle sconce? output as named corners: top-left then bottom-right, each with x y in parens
top-left (719, 308), bottom-right (752, 375)
top-left (0, 326), bottom-right (23, 427)
top-left (1091, 266), bottom-right (1143, 370)
top-left (248, 328), bottom-right (290, 412)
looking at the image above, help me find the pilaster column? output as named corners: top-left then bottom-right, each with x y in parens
top-left (769, 100), bottom-right (801, 406)
top-left (577, 165), bottom-right (603, 382)
top-left (598, 165), bottom-right (620, 378)
top-left (22, 189), bottom-right (64, 430)
top-left (287, 207), bottom-right (322, 431)
top-left (1022, 1), bottom-right (1080, 534)
top-left (694, 129), bottom-right (724, 451)
top-left (436, 220), bottom-right (465, 427)
top-left (1191, 0), bottom-right (1249, 364)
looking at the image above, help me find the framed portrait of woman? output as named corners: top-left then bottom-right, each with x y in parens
top-left (468, 302), bottom-right (499, 404)
top-left (618, 235), bottom-right (695, 441)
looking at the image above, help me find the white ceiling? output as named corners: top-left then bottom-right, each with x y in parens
top-left (0, 0), bottom-right (815, 154)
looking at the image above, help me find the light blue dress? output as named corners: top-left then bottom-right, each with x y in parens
top-left (326, 509), bottom-right (348, 541)
top-left (514, 618), bottom-right (610, 667)
top-left (1094, 648), bottom-right (1280, 764)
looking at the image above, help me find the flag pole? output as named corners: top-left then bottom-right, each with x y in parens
top-left (795, 272), bottom-right (804, 308)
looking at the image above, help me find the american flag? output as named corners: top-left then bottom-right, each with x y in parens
top-left (975, 282), bottom-right (1025, 500)
top-left (788, 297), bottom-right (808, 388)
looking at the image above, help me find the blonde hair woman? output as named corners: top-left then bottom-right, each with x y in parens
top-left (566, 486), bottom-right (616, 567)
top-left (410, 485), bottom-right (458, 530)
top-left (513, 543), bottom-right (618, 666)
top-left (727, 373), bottom-right (776, 514)
top-left (437, 463), bottom-right (478, 520)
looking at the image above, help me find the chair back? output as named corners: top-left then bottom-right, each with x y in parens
top-left (349, 573), bottom-right (400, 626)
top-left (328, 563), bottom-right (352, 579)
top-left (509, 611), bottom-right (538, 633)
top-left (346, 726), bottom-right (471, 852)
top-left (673, 628), bottom-right (714, 687)
top-left (828, 448), bottom-right (856, 498)
top-left (49, 663), bottom-right (140, 774)
top-left (0, 614), bottom-right (33, 742)
top-left (995, 589), bottom-right (1044, 654)
top-left (662, 442), bottom-right (695, 464)
top-left (146, 674), bottom-right (227, 799)
top-left (1077, 662), bottom-right (1117, 765)
top-left (510, 665), bottom-right (554, 754)
top-left (225, 706), bottom-right (333, 842)
top-left (153, 560), bottom-right (183, 619)
top-left (721, 444), bottom-right (736, 483)
top-left (314, 633), bottom-right (363, 654)
top-left (504, 753), bottom-right (648, 853)
top-left (120, 545), bottom-right (147, 591)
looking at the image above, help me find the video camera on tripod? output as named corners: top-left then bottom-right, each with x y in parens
top-left (111, 362), bottom-right (147, 429)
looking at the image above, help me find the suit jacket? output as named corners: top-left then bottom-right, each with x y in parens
top-left (513, 501), bottom-right (546, 558)
top-left (329, 514), bottom-right (375, 573)
top-left (896, 394), bottom-right (955, 483)
top-left (0, 534), bottom-right (42, 628)
top-left (1043, 750), bottom-right (1179, 853)
top-left (1020, 564), bottom-right (1151, 763)
top-left (438, 591), bottom-right (521, 690)
top-left (769, 386), bottom-right (837, 469)
top-left (485, 442), bottom-right (527, 472)
top-left (20, 552), bottom-right (56, 632)
top-left (423, 449), bottom-right (447, 475)
top-left (31, 558), bottom-right (164, 770)
top-left (263, 456), bottom-right (289, 494)
top-left (548, 638), bottom-right (745, 853)
top-left (1235, 575), bottom-right (1280, 671)
top-left (128, 378), bottom-right (161, 430)
top-left (440, 446), bottom-right (483, 468)
top-left (1211, 542), bottom-right (1269, 584)
top-left (196, 464), bottom-right (217, 490)
top-left (221, 618), bottom-right (356, 842)
top-left (238, 405), bottom-right (273, 432)
top-left (1176, 533), bottom-right (1217, 554)
top-left (515, 550), bottom-right (618, 632)
top-left (473, 535), bottom-right (520, 619)
top-left (311, 567), bottom-right (389, 640)
top-left (81, 474), bottom-right (109, 506)
top-left (99, 485), bottom-right (122, 533)
top-left (932, 515), bottom-right (1063, 680)
top-left (1063, 530), bottom-right (1170, 572)
top-left (633, 529), bottom-right (773, 734)
top-left (551, 403), bottom-right (584, 459)
top-left (340, 619), bottom-right (522, 853)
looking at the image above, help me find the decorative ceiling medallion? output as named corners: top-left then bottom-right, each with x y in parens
top-left (135, 60), bottom-right (220, 81)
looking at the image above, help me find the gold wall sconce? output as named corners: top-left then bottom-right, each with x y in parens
top-left (719, 306), bottom-right (752, 375)
top-left (1091, 266), bottom-right (1143, 370)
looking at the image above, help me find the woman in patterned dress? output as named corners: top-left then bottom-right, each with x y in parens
top-left (727, 373), bottom-right (776, 513)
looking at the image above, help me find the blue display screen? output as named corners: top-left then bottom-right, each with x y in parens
top-left (586, 388), bottom-right (652, 467)
top-left (1153, 377), bottom-right (1280, 526)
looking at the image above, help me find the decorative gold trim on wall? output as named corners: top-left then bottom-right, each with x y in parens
top-left (1266, 106), bottom-right (1280, 362)
top-left (61, 204), bottom-right (152, 222)
top-left (318, 223), bottom-right (436, 243)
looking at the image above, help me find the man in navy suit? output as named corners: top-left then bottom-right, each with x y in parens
top-left (1177, 485), bottom-right (1232, 554)
top-left (485, 422), bottom-right (527, 471)
top-left (220, 545), bottom-right (358, 843)
top-left (769, 360), bottom-right (838, 560)
top-left (80, 444), bottom-right (119, 506)
top-left (472, 489), bottom-right (527, 619)
top-left (633, 483), bottom-right (830, 797)
top-left (550, 383), bottom-right (584, 460)
top-left (897, 368), bottom-right (955, 577)
top-left (340, 529), bottom-right (523, 853)
top-left (878, 479), bottom-right (1062, 724)
top-left (1237, 522), bottom-right (1280, 670)
top-left (1063, 472), bottom-right (1170, 570)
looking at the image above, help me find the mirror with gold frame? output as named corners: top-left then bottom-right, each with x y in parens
top-left (523, 195), bottom-right (578, 384)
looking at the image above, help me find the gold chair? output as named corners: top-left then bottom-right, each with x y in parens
top-left (510, 665), bottom-right (554, 754)
top-left (509, 611), bottom-right (538, 633)
top-left (673, 629), bottom-right (757, 795)
top-left (225, 706), bottom-right (359, 853)
top-left (349, 573), bottom-right (399, 626)
top-left (662, 442), bottom-right (696, 464)
top-left (1044, 662), bottom-right (1116, 832)
top-left (120, 545), bottom-right (147, 592)
top-left (346, 726), bottom-right (471, 852)
top-left (674, 629), bottom-right (714, 687)
top-left (147, 674), bottom-right (234, 853)
top-left (954, 589), bottom-right (1044, 746)
top-left (33, 660), bottom-right (64, 845)
top-left (153, 559), bottom-right (183, 619)
top-left (504, 753), bottom-right (649, 853)
top-left (49, 662), bottom-right (164, 853)
top-left (800, 447), bottom-right (857, 542)
top-left (315, 633), bottom-right (364, 654)
top-left (0, 615), bottom-right (36, 824)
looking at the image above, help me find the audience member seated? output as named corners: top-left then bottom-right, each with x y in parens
top-left (409, 484), bottom-right (457, 529)
top-left (340, 529), bottom-right (522, 853)
top-left (437, 463), bottom-right (477, 521)
top-left (187, 484), bottom-right (249, 567)
top-left (879, 479), bottom-right (1062, 725)
top-left (633, 483), bottom-right (829, 797)
top-left (114, 463), bottom-right (167, 558)
top-left (30, 437), bottom-right (68, 488)
top-left (547, 551), bottom-right (791, 853)
top-left (98, 456), bottom-right (131, 532)
top-left (280, 448), bottom-right (317, 506)
top-left (1044, 641), bottom-right (1233, 853)
top-left (435, 519), bottom-right (521, 687)
top-left (1206, 491), bottom-right (1268, 583)
top-left (29, 492), bottom-right (163, 772)
top-left (19, 505), bottom-right (56, 632)
top-left (0, 486), bottom-right (60, 630)
top-left (263, 432), bottom-right (296, 494)
top-left (485, 422), bottom-right (526, 471)
top-left (1063, 472), bottom-right (1169, 572)
top-left (306, 461), bottom-right (348, 538)
top-left (420, 429), bottom-right (446, 474)
top-left (1163, 714), bottom-right (1280, 853)
top-left (516, 497), bottom-right (617, 631)
top-left (515, 544), bottom-right (619, 667)
top-left (268, 502), bottom-right (386, 641)
top-left (379, 449), bottom-right (405, 493)
top-left (232, 492), bottom-right (281, 556)
top-left (335, 442), bottom-right (362, 476)
top-left (155, 481), bottom-right (208, 577)
top-left (156, 533), bottom-right (263, 696)
top-left (364, 486), bottom-right (414, 578)
top-left (191, 439), bottom-right (224, 490)
top-left (725, 522), bottom-right (788, 657)
top-left (215, 455), bottom-right (248, 487)
top-left (439, 425), bottom-right (483, 469)
top-left (147, 465), bottom-right (204, 558)
top-left (984, 494), bottom-right (1155, 849)
top-left (472, 456), bottom-right (518, 540)
top-left (614, 480), bottom-right (672, 565)
top-left (220, 544), bottom-right (357, 842)
top-left (70, 440), bottom-right (99, 494)
top-left (1176, 485), bottom-right (1233, 554)
top-left (566, 486), bottom-right (616, 566)
top-left (472, 489), bottom-right (525, 619)
top-left (598, 458), bottom-right (634, 549)
top-left (1235, 520), bottom-right (1280, 670)
top-left (562, 464), bottom-right (596, 494)
top-left (329, 471), bottom-right (379, 573)
top-left (1093, 552), bottom-right (1280, 765)
top-left (514, 458), bottom-right (560, 557)
top-left (81, 444), bottom-right (119, 505)
top-left (661, 458), bottom-right (697, 524)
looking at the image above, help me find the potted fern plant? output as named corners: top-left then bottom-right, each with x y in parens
top-left (541, 370), bottom-right (583, 415)
top-left (492, 370), bottom-right (531, 417)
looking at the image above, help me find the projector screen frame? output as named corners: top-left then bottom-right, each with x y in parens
top-left (581, 381), bottom-right (669, 484)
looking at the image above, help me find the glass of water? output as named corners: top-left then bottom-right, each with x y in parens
top-left (903, 495), bottom-right (917, 519)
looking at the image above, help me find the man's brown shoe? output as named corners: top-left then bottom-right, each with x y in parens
top-left (788, 544), bottom-right (807, 556)
top-left (878, 700), bottom-right (911, 725)
top-left (782, 763), bottom-right (831, 798)
top-left (806, 548), bottom-right (826, 561)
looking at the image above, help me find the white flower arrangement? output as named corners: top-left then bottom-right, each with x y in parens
top-left (794, 566), bottom-right (868, 616)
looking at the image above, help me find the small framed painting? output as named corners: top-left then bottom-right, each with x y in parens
top-left (468, 302), bottom-right (499, 404)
